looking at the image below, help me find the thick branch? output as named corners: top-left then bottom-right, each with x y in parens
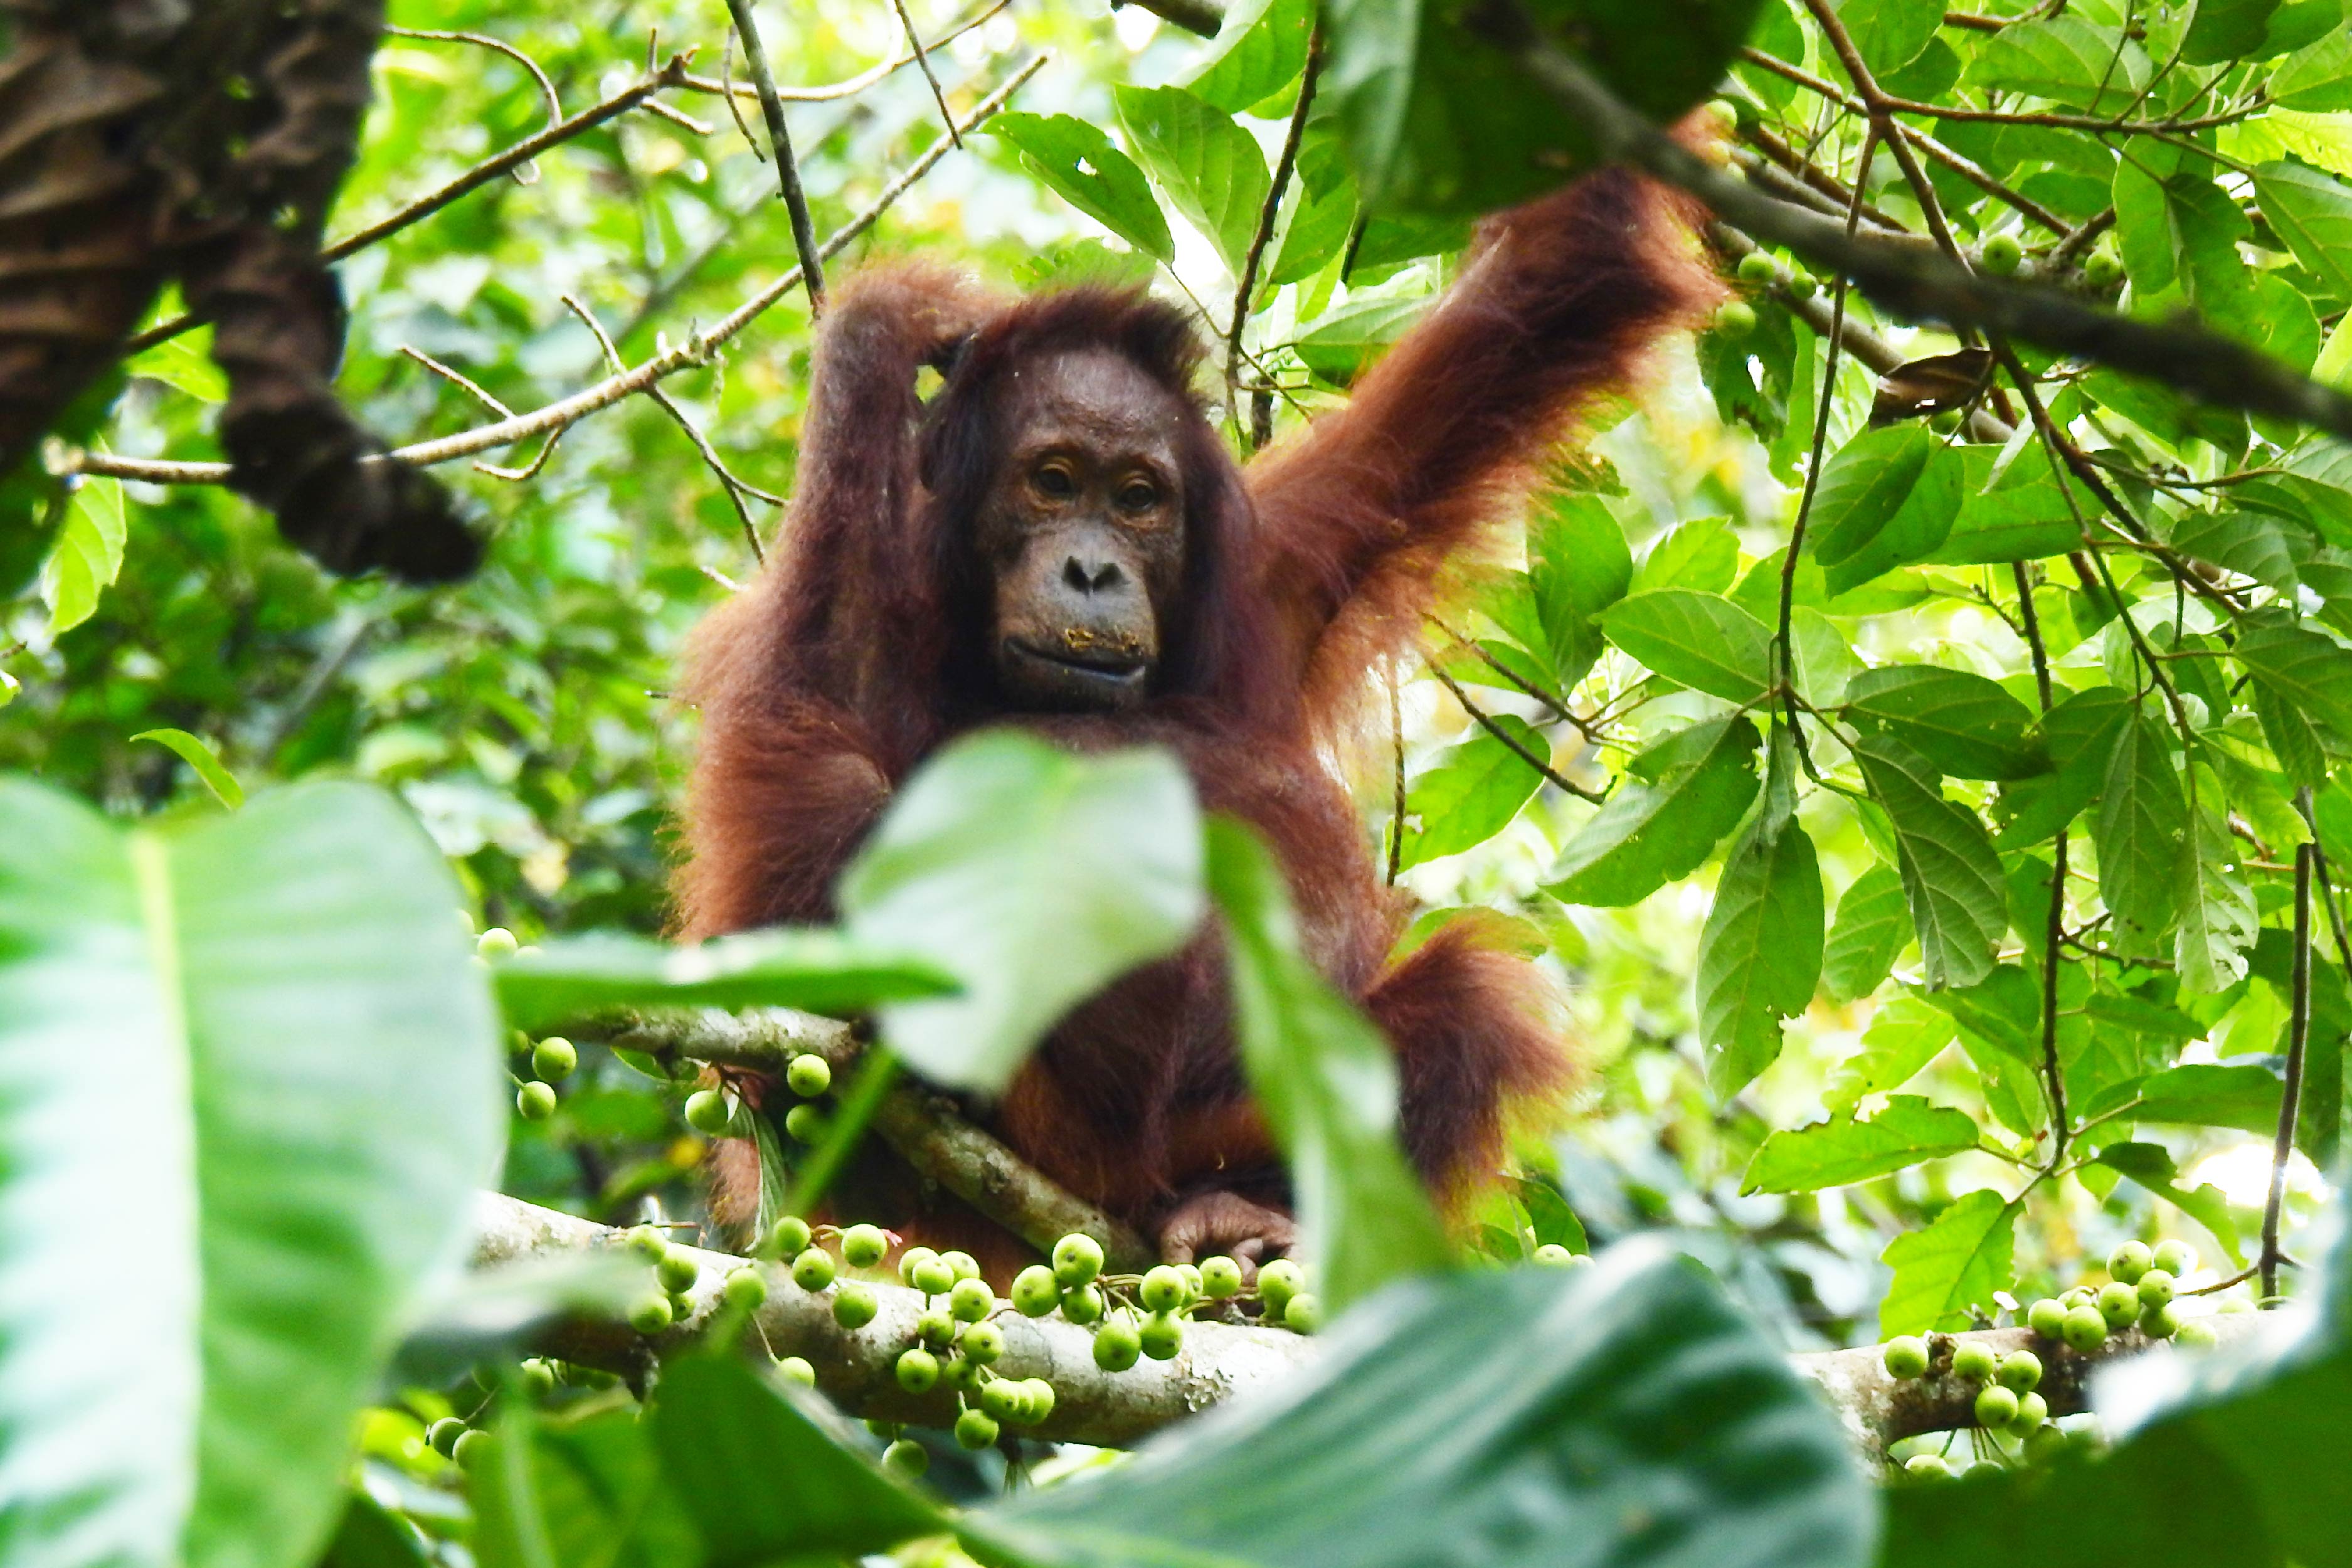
top-left (593, 1007), bottom-right (1155, 1272)
top-left (1478, 14), bottom-right (2352, 441)
top-left (1118, 0), bottom-right (1225, 36)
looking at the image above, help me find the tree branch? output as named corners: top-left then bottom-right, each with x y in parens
top-left (720, 0), bottom-right (828, 315)
top-left (1117, 0), bottom-right (1226, 37)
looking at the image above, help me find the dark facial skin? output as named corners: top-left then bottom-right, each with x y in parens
top-left (977, 348), bottom-right (1189, 712)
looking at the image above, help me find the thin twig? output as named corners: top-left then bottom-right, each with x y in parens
top-left (721, 0), bottom-right (829, 315)
top-left (1737, 43), bottom-right (2260, 132)
top-left (1224, 24), bottom-right (1322, 437)
top-left (719, 29), bottom-right (763, 157)
top-left (1428, 665), bottom-right (1605, 803)
top-left (679, 0), bottom-right (1012, 103)
top-left (890, 0), bottom-right (962, 147)
top-left (2264, 807), bottom-right (2314, 1300)
top-left (2013, 560), bottom-right (2071, 1162)
top-left (400, 347), bottom-right (517, 419)
top-left (640, 97), bottom-right (714, 135)
top-left (387, 26), bottom-right (563, 181)
top-left (1388, 661), bottom-right (1408, 886)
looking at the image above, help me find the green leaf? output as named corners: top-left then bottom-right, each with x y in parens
top-left (1113, 85), bottom-right (1271, 274)
top-left (2094, 714), bottom-right (2188, 957)
top-left (130, 728), bottom-right (245, 809)
top-left (1528, 491), bottom-right (1632, 691)
top-left (1742, 1096), bottom-right (1978, 1194)
top-left (492, 931), bottom-right (956, 1036)
top-left (2252, 675), bottom-right (2329, 787)
top-left (1320, 0), bottom-right (1769, 215)
top-left (469, 1407), bottom-right (704, 1568)
top-left (1927, 445), bottom-right (2089, 566)
top-left (2094, 1142), bottom-right (2245, 1265)
top-left (2114, 159), bottom-right (2250, 307)
top-left (1207, 819), bottom-right (1452, 1311)
top-left (1971, 18), bottom-right (2150, 111)
top-left (840, 734), bottom-right (1205, 1093)
top-left (1996, 686), bottom-right (2133, 848)
top-left (1879, 1188), bottom-right (2019, 1337)
top-left (2168, 511), bottom-right (2302, 592)
top-left (1790, 608), bottom-right (1863, 707)
top-left (1696, 728), bottom-right (1823, 1099)
top-left (0, 780), bottom-right (501, 1568)
top-left (2253, 161), bottom-right (2352, 299)
top-left (2273, 28), bottom-right (2352, 107)
top-left (1599, 588), bottom-right (1773, 702)
top-left (1402, 714), bottom-right (1548, 866)
top-left (2238, 614), bottom-right (2352, 743)
top-left (1631, 515), bottom-right (1739, 595)
top-left (1268, 130), bottom-right (1359, 285)
top-left (1809, 426), bottom-right (1961, 594)
top-left (1833, 0), bottom-right (1942, 74)
top-left (1851, 734), bottom-right (2010, 990)
top-left (316, 1494), bottom-right (428, 1568)
top-left (987, 113), bottom-right (1175, 262)
top-left (2181, 0), bottom-right (2280, 62)
top-left (1182, 0), bottom-right (1315, 110)
top-left (1825, 994), bottom-right (1956, 1112)
top-left (2175, 790), bottom-right (2259, 992)
top-left (1544, 717), bottom-right (1761, 906)
top-left (2133, 1061), bottom-right (2286, 1130)
top-left (979, 1244), bottom-right (1875, 1568)
top-left (651, 1357), bottom-right (945, 1565)
top-left (1841, 665), bottom-right (2045, 781)
top-left (1822, 863), bottom-right (1912, 1002)
top-left (40, 474), bottom-right (127, 636)
top-left (1292, 294), bottom-right (1429, 382)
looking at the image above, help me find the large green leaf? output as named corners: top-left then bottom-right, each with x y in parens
top-left (987, 114), bottom-right (1175, 262)
top-left (1599, 589), bottom-right (1773, 702)
top-left (840, 734), bottom-right (1205, 1093)
top-left (470, 1407), bottom-right (706, 1568)
top-left (1851, 734), bottom-right (2010, 990)
top-left (2093, 1142), bottom-right (2243, 1265)
top-left (1808, 427), bottom-right (1961, 595)
top-left (1832, 0), bottom-right (1941, 74)
top-left (1182, 0), bottom-right (1315, 111)
top-left (1878, 1188), bottom-right (2018, 1337)
top-left (1926, 445), bottom-right (2089, 566)
top-left (1696, 728), bottom-right (1823, 1099)
top-left (1402, 714), bottom-right (1549, 867)
top-left (493, 931), bottom-right (955, 1035)
top-left (2132, 1061), bottom-right (2286, 1131)
top-left (1113, 85), bottom-right (1271, 274)
top-left (1971, 18), bottom-right (2150, 111)
top-left (1293, 294), bottom-right (1430, 382)
top-left (2254, 161), bottom-right (2352, 299)
top-left (2181, 0), bottom-right (2281, 62)
top-left (39, 474), bottom-right (127, 637)
top-left (1742, 1096), bottom-right (1979, 1194)
top-left (0, 780), bottom-right (501, 1568)
top-left (1207, 820), bottom-right (1452, 1312)
top-left (2236, 616), bottom-right (2352, 741)
top-left (2272, 28), bottom-right (2352, 108)
top-left (1528, 491), bottom-right (1633, 691)
top-left (1821, 863), bottom-right (1912, 1002)
top-left (1825, 995), bottom-right (1956, 1112)
top-left (1545, 717), bottom-right (1761, 906)
top-left (979, 1244), bottom-right (1875, 1568)
top-left (1996, 686), bottom-right (2133, 848)
top-left (2174, 790), bottom-right (2259, 992)
top-left (1840, 665), bottom-right (2045, 781)
top-left (2114, 159), bottom-right (2250, 308)
top-left (1320, 0), bottom-right (1769, 216)
top-left (2094, 715), bottom-right (2187, 958)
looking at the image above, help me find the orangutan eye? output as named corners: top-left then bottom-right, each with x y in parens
top-left (1034, 462), bottom-right (1077, 499)
top-left (1118, 480), bottom-right (1158, 511)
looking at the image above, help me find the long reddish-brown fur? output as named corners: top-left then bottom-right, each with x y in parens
top-left (675, 168), bottom-right (1719, 1266)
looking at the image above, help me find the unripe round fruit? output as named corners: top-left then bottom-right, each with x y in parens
top-left (1257, 1259), bottom-right (1305, 1315)
top-left (516, 1081), bottom-right (557, 1121)
top-left (896, 1347), bottom-right (940, 1393)
top-left (950, 1277), bottom-right (995, 1323)
top-left (452, 1429), bottom-right (489, 1470)
top-left (427, 1416), bottom-right (466, 1457)
top-left (531, 1037), bottom-right (576, 1080)
top-left (2154, 1239), bottom-right (2196, 1277)
top-left (773, 1355), bottom-right (817, 1387)
top-left (979, 1379), bottom-right (1027, 1422)
top-left (724, 1266), bottom-right (767, 1311)
top-left (1951, 1341), bottom-right (1998, 1382)
top-left (783, 1104), bottom-right (828, 1144)
top-left (1200, 1256), bottom-right (1244, 1298)
top-left (792, 1247), bottom-right (836, 1292)
top-left (2108, 1241), bottom-right (2153, 1285)
top-left (2012, 1391), bottom-right (2048, 1433)
top-left (2085, 245), bottom-right (2125, 289)
top-left (669, 1291), bottom-right (696, 1320)
top-left (1882, 1335), bottom-right (1930, 1380)
top-left (960, 1321), bottom-right (1005, 1365)
top-left (912, 1258), bottom-right (956, 1297)
top-left (770, 1216), bottom-right (812, 1256)
top-left (943, 1251), bottom-right (982, 1283)
top-left (2027, 1298), bottom-right (2069, 1338)
top-left (1974, 1384), bottom-right (2019, 1427)
top-left (1736, 250), bottom-right (1780, 285)
top-left (898, 1246), bottom-right (940, 1286)
top-left (1052, 1232), bottom-right (1105, 1288)
top-left (2025, 1424), bottom-right (2069, 1463)
top-left (1094, 1316), bottom-right (1142, 1371)
top-left (785, 1052), bottom-right (833, 1098)
top-left (2218, 1296), bottom-right (2255, 1315)
top-left (884, 1438), bottom-right (930, 1478)
top-left (941, 1353), bottom-right (982, 1393)
top-left (1283, 1293), bottom-right (1323, 1334)
top-left (1532, 1243), bottom-right (1576, 1268)
top-left (1140, 1265), bottom-right (1188, 1313)
top-left (1981, 233), bottom-right (2023, 275)
top-left (841, 1224), bottom-right (889, 1269)
top-left (2060, 1286), bottom-right (2095, 1310)
top-left (2136, 1268), bottom-right (2176, 1310)
top-left (2063, 1304), bottom-right (2109, 1352)
top-left (916, 1308), bottom-right (956, 1347)
top-left (833, 1282), bottom-right (879, 1330)
top-left (2097, 1281), bottom-right (2141, 1328)
top-left (1714, 299), bottom-right (1758, 338)
top-left (1175, 1263), bottom-right (1203, 1301)
top-left (519, 1358), bottom-right (556, 1399)
top-left (865, 1417), bottom-right (899, 1440)
top-left (627, 1224), bottom-right (668, 1260)
top-left (657, 1249), bottom-right (700, 1294)
top-left (1786, 271), bottom-right (1818, 299)
top-left (1904, 1453), bottom-right (1952, 1478)
top-left (1998, 1350), bottom-right (2042, 1392)
top-left (1022, 1379), bottom-right (1057, 1424)
top-left (2173, 1316), bottom-right (2220, 1348)
top-left (1140, 1311), bottom-right (1185, 1360)
top-left (627, 1293), bottom-right (673, 1334)
top-left (955, 1409), bottom-right (1000, 1451)
top-left (1012, 1265), bottom-right (1061, 1317)
top-left (476, 927), bottom-right (519, 959)
top-left (2140, 1303), bottom-right (2181, 1339)
top-left (1060, 1284), bottom-right (1105, 1325)
top-left (684, 1088), bottom-right (731, 1136)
